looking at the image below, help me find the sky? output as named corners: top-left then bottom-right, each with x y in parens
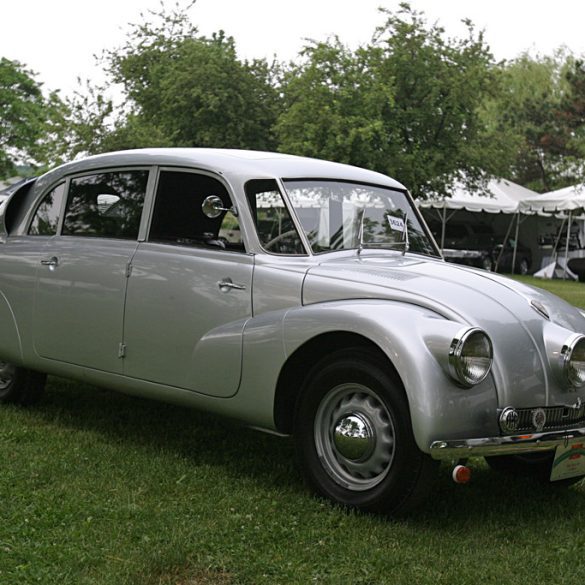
top-left (2, 0), bottom-right (585, 97)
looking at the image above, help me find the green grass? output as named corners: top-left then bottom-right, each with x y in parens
top-left (1, 279), bottom-right (585, 584)
top-left (509, 275), bottom-right (585, 308)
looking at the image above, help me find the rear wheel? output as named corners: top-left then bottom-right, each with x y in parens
top-left (0, 361), bottom-right (46, 406)
top-left (294, 349), bottom-right (438, 515)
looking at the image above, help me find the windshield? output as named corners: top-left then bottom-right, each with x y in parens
top-left (283, 180), bottom-right (438, 256)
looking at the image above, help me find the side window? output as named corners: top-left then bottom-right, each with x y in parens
top-left (245, 179), bottom-right (305, 254)
top-left (62, 171), bottom-right (148, 239)
top-left (149, 171), bottom-right (244, 252)
top-left (28, 183), bottom-right (65, 235)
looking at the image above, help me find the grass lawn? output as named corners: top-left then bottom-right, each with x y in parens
top-left (509, 275), bottom-right (585, 308)
top-left (1, 278), bottom-right (585, 584)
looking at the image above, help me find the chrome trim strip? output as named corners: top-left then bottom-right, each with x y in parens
top-left (429, 426), bottom-right (585, 459)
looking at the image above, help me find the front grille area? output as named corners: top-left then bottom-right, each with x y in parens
top-left (515, 405), bottom-right (585, 432)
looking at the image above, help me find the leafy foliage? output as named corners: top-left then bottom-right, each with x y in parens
top-left (18, 1), bottom-right (585, 197)
top-left (483, 52), bottom-right (585, 192)
top-left (68, 3), bottom-right (280, 154)
top-left (277, 5), bottom-right (503, 198)
top-left (276, 39), bottom-right (393, 171)
top-left (0, 58), bottom-right (67, 179)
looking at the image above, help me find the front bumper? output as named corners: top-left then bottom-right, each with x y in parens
top-left (429, 427), bottom-right (585, 460)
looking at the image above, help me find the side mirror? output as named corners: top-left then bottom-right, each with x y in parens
top-left (202, 195), bottom-right (237, 219)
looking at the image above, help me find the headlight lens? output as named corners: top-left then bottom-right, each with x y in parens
top-left (562, 334), bottom-right (585, 388)
top-left (449, 328), bottom-right (493, 387)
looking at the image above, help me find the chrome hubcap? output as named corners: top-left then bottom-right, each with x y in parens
top-left (333, 413), bottom-right (376, 461)
top-left (315, 383), bottom-right (395, 492)
top-left (0, 361), bottom-right (16, 391)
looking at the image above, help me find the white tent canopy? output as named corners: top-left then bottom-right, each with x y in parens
top-left (419, 178), bottom-right (539, 214)
top-left (519, 184), bottom-right (585, 213)
top-left (519, 184), bottom-right (585, 280)
top-left (418, 178), bottom-right (540, 271)
top-left (418, 176), bottom-right (585, 279)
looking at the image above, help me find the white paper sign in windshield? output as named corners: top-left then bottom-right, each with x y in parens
top-left (387, 215), bottom-right (405, 233)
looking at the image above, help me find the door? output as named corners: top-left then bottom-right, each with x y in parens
top-left (122, 169), bottom-right (253, 397)
top-left (33, 169), bottom-right (149, 373)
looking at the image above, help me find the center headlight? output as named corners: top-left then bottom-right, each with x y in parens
top-left (562, 334), bottom-right (585, 388)
top-left (448, 328), bottom-right (493, 387)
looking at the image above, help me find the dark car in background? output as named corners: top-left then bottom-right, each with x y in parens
top-left (428, 220), bottom-right (532, 274)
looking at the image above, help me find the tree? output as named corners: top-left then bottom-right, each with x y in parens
top-left (68, 3), bottom-right (280, 155)
top-left (482, 51), bottom-right (585, 192)
top-left (277, 4), bottom-right (505, 198)
top-left (0, 58), bottom-right (67, 179)
top-left (276, 39), bottom-right (394, 171)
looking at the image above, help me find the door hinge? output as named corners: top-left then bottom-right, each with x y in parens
top-left (118, 343), bottom-right (126, 359)
top-left (125, 262), bottom-right (133, 278)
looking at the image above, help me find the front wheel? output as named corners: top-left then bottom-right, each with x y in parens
top-left (294, 349), bottom-right (438, 515)
top-left (0, 362), bottom-right (46, 406)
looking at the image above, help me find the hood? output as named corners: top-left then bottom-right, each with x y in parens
top-left (302, 252), bottom-right (585, 408)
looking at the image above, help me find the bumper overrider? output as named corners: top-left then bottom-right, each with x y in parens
top-left (430, 426), bottom-right (585, 459)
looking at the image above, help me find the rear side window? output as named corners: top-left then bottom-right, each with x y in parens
top-left (28, 183), bottom-right (65, 235)
top-left (62, 171), bottom-right (148, 239)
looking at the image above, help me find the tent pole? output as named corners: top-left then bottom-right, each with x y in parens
top-left (440, 206), bottom-right (446, 252)
top-left (511, 211), bottom-right (520, 275)
top-left (563, 210), bottom-right (573, 279)
top-left (552, 217), bottom-right (565, 259)
top-left (495, 213), bottom-right (516, 273)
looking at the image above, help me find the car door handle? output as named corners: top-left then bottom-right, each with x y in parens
top-left (40, 256), bottom-right (59, 269)
top-left (218, 278), bottom-right (246, 292)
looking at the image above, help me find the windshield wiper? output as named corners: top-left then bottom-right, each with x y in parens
top-left (357, 208), bottom-right (365, 256)
top-left (401, 212), bottom-right (410, 255)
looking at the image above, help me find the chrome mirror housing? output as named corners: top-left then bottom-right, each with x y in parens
top-left (202, 195), bottom-right (237, 218)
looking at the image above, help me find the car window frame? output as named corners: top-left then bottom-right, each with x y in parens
top-left (25, 178), bottom-right (70, 237)
top-left (26, 166), bottom-right (156, 242)
top-left (243, 178), bottom-right (309, 257)
top-left (145, 166), bottom-right (250, 256)
top-left (279, 177), bottom-right (441, 258)
top-left (26, 181), bottom-right (67, 237)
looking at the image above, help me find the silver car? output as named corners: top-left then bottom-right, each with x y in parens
top-left (1, 149), bottom-right (584, 514)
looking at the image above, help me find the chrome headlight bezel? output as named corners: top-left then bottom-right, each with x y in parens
top-left (561, 333), bottom-right (585, 388)
top-left (448, 327), bottom-right (493, 388)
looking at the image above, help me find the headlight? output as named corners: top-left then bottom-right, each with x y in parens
top-left (448, 328), bottom-right (493, 387)
top-left (561, 334), bottom-right (585, 388)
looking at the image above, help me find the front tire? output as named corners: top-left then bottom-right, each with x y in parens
top-left (0, 362), bottom-right (46, 406)
top-left (294, 349), bottom-right (438, 515)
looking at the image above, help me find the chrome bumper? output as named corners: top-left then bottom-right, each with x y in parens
top-left (429, 427), bottom-right (585, 459)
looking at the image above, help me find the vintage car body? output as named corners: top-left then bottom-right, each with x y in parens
top-left (1, 149), bottom-right (584, 514)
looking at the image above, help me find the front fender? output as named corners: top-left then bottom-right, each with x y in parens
top-left (282, 300), bottom-right (500, 454)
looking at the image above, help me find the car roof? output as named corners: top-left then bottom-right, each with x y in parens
top-left (39, 148), bottom-right (406, 191)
